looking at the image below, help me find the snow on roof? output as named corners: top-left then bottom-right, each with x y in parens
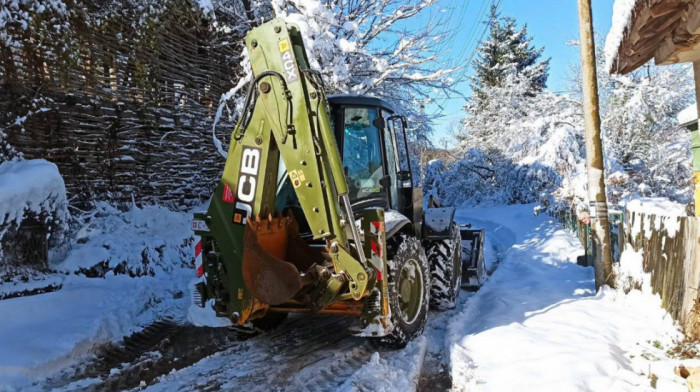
top-left (0, 159), bottom-right (68, 229)
top-left (678, 103), bottom-right (698, 126)
top-left (604, 0), bottom-right (639, 73)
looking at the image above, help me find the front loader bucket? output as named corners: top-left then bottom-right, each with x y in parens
top-left (460, 226), bottom-right (486, 289)
top-left (242, 214), bottom-right (323, 305)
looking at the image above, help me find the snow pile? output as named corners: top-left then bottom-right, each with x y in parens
top-left (338, 338), bottom-right (426, 392)
top-left (0, 204), bottom-right (197, 389)
top-left (448, 204), bottom-right (682, 391)
top-left (0, 159), bottom-right (69, 266)
top-left (617, 246), bottom-right (647, 293)
top-left (604, 0), bottom-right (639, 73)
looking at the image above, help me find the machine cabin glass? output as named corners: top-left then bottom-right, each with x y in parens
top-left (342, 107), bottom-right (386, 201)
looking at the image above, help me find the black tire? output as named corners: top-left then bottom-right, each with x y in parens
top-left (424, 223), bottom-right (462, 310)
top-left (252, 311), bottom-right (288, 331)
top-left (374, 233), bottom-right (430, 348)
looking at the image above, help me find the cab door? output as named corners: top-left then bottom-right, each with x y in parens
top-left (336, 106), bottom-right (391, 210)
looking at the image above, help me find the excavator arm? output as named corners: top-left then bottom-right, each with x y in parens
top-left (193, 19), bottom-right (380, 325)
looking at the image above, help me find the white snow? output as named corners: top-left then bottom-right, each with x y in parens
top-left (605, 0), bottom-right (640, 73)
top-left (0, 204), bottom-right (198, 390)
top-left (626, 198), bottom-right (687, 217)
top-left (0, 159), bottom-right (68, 230)
top-left (338, 338), bottom-right (426, 392)
top-left (626, 198), bottom-right (686, 239)
top-left (449, 204), bottom-right (682, 391)
top-left (678, 103), bottom-right (698, 126)
top-left (0, 202), bottom-right (688, 391)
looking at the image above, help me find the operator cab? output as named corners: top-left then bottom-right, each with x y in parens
top-left (275, 94), bottom-right (417, 234)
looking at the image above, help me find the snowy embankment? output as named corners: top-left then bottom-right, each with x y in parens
top-left (448, 204), bottom-right (683, 392)
top-left (0, 204), bottom-right (197, 390)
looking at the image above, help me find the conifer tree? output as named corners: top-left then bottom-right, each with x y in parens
top-left (471, 3), bottom-right (550, 99)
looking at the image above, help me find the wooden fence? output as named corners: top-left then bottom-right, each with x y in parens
top-left (557, 207), bottom-right (700, 339)
top-left (625, 209), bottom-right (700, 339)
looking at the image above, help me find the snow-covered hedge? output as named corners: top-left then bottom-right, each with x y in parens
top-left (0, 159), bottom-right (69, 267)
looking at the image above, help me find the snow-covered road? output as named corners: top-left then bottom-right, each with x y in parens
top-left (0, 204), bottom-right (685, 391)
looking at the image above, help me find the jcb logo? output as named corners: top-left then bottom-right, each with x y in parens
top-left (233, 147), bottom-right (261, 225)
top-left (278, 39), bottom-right (299, 83)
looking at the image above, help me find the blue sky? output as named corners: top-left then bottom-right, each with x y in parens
top-left (423, 0), bottom-right (615, 146)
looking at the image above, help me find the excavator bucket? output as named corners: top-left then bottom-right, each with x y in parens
top-left (242, 214), bottom-right (323, 305)
top-left (242, 215), bottom-right (300, 305)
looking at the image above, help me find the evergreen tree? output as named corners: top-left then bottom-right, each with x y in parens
top-left (471, 3), bottom-right (550, 99)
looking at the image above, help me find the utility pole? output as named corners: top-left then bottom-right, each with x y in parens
top-left (577, 0), bottom-right (615, 289)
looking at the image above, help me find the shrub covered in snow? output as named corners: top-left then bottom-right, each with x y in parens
top-left (0, 159), bottom-right (69, 270)
top-left (56, 203), bottom-right (196, 277)
top-left (426, 72), bottom-right (585, 211)
top-left (599, 63), bottom-right (694, 205)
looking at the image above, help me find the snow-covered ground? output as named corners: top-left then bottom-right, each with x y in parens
top-left (449, 204), bottom-right (684, 392)
top-left (0, 204), bottom-right (196, 390)
top-left (0, 203), bottom-right (691, 391)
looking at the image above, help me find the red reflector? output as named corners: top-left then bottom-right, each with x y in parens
top-left (195, 241), bottom-right (202, 257)
top-left (370, 240), bottom-right (382, 258)
top-left (375, 268), bottom-right (383, 281)
top-left (196, 264), bottom-right (204, 277)
top-left (222, 183), bottom-right (235, 204)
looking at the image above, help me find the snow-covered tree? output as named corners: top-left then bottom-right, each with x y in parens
top-left (600, 64), bottom-right (694, 204)
top-left (214, 0), bottom-right (459, 182)
top-left (471, 3), bottom-right (550, 100)
top-left (432, 72), bottom-right (584, 209)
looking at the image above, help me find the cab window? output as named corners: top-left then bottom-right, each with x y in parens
top-left (343, 107), bottom-right (384, 200)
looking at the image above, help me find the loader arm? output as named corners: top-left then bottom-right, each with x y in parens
top-left (198, 19), bottom-right (373, 324)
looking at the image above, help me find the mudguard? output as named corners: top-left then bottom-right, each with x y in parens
top-left (384, 210), bottom-right (413, 239)
top-left (422, 207), bottom-right (456, 240)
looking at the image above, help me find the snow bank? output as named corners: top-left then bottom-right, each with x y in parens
top-left (56, 203), bottom-right (194, 275)
top-left (604, 0), bottom-right (639, 73)
top-left (0, 159), bottom-right (68, 232)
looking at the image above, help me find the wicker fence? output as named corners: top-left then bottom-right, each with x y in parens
top-left (0, 0), bottom-right (252, 208)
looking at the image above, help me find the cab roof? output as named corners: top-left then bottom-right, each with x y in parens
top-left (328, 94), bottom-right (395, 114)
